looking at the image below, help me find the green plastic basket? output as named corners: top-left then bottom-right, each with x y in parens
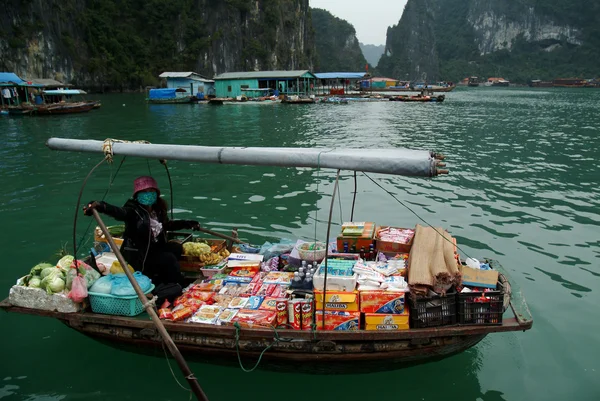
top-left (88, 285), bottom-right (155, 317)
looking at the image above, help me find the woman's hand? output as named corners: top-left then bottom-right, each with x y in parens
top-left (83, 201), bottom-right (103, 216)
top-left (187, 220), bottom-right (201, 231)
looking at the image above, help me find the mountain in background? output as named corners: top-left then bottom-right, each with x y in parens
top-left (378, 0), bottom-right (600, 83)
top-left (359, 43), bottom-right (385, 67)
top-left (0, 0), bottom-right (316, 91)
top-left (310, 8), bottom-right (368, 72)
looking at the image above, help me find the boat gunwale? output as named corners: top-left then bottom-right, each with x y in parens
top-left (0, 298), bottom-right (532, 341)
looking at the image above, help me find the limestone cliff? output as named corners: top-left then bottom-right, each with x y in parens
top-left (0, 0), bottom-right (316, 90)
top-left (310, 8), bottom-right (367, 72)
top-left (378, 0), bottom-right (600, 82)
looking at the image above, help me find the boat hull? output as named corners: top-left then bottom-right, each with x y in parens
top-left (0, 298), bottom-right (530, 373)
top-left (36, 103), bottom-right (95, 114)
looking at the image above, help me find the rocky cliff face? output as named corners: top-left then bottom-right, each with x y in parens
top-left (378, 0), bottom-right (599, 82)
top-left (0, 0), bottom-right (316, 90)
top-left (310, 8), bottom-right (367, 72)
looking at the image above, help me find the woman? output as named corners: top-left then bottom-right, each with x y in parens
top-left (84, 176), bottom-right (199, 286)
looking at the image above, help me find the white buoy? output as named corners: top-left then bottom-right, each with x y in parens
top-left (122, 104), bottom-right (126, 106)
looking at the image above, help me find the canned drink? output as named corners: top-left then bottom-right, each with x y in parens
top-left (275, 299), bottom-right (288, 327)
top-left (301, 299), bottom-right (314, 331)
top-left (288, 299), bottom-right (302, 330)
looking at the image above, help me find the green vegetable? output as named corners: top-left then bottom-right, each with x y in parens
top-left (40, 267), bottom-right (58, 279)
top-left (28, 276), bottom-right (42, 288)
top-left (108, 225), bottom-right (125, 237)
top-left (56, 255), bottom-right (74, 273)
top-left (30, 262), bottom-right (54, 276)
top-left (41, 271), bottom-right (65, 294)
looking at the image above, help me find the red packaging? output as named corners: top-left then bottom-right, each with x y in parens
top-left (160, 300), bottom-right (171, 309)
top-left (233, 309), bottom-right (277, 328)
top-left (256, 283), bottom-right (276, 297)
top-left (301, 299), bottom-right (314, 331)
top-left (188, 291), bottom-right (215, 302)
top-left (287, 299), bottom-right (302, 330)
top-left (275, 299), bottom-right (288, 327)
top-left (172, 306), bottom-right (194, 322)
top-left (173, 295), bottom-right (188, 307)
top-left (270, 285), bottom-right (289, 299)
top-left (183, 298), bottom-right (205, 311)
top-left (158, 308), bottom-right (173, 320)
top-left (258, 297), bottom-right (279, 311)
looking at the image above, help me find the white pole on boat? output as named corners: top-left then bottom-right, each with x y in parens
top-left (320, 169), bottom-right (341, 329)
top-left (46, 138), bottom-right (445, 177)
top-left (91, 210), bottom-right (210, 401)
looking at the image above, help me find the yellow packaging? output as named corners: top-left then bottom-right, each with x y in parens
top-left (314, 290), bottom-right (360, 312)
top-left (364, 313), bottom-right (410, 331)
top-left (110, 261), bottom-right (135, 274)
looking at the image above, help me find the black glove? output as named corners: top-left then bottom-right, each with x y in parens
top-left (83, 201), bottom-right (104, 216)
top-left (186, 220), bottom-right (200, 231)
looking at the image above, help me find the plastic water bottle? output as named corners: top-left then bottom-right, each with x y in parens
top-left (304, 273), bottom-right (313, 289)
top-left (301, 260), bottom-right (307, 269)
top-left (293, 272), bottom-right (302, 288)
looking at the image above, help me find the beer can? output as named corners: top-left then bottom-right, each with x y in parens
top-left (275, 299), bottom-right (288, 327)
top-left (288, 299), bottom-right (302, 330)
top-left (301, 299), bottom-right (314, 331)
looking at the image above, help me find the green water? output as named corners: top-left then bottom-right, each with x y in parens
top-left (1, 88), bottom-right (599, 400)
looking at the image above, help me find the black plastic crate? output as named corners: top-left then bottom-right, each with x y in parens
top-left (457, 283), bottom-right (504, 325)
top-left (409, 289), bottom-right (457, 328)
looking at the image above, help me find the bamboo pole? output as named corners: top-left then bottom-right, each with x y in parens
top-left (92, 210), bottom-right (209, 401)
top-left (321, 169), bottom-right (341, 329)
top-left (197, 226), bottom-right (242, 244)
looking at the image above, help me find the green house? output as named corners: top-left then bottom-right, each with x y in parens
top-left (214, 70), bottom-right (317, 98)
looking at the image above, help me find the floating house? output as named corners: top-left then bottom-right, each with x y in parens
top-left (314, 72), bottom-right (367, 95)
top-left (158, 72), bottom-right (215, 98)
top-left (29, 78), bottom-right (72, 90)
top-left (0, 72), bottom-right (43, 109)
top-left (213, 70), bottom-right (317, 98)
top-left (357, 77), bottom-right (398, 89)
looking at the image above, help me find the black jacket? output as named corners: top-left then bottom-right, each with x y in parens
top-left (99, 199), bottom-right (194, 270)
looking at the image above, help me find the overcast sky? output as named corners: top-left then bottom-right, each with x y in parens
top-left (310, 0), bottom-right (408, 46)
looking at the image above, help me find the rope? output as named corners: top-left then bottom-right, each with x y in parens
top-left (102, 138), bottom-right (150, 164)
top-left (161, 340), bottom-right (192, 400)
top-left (362, 172), bottom-right (474, 260)
top-left (234, 322), bottom-right (280, 373)
top-left (74, 156), bottom-right (127, 256)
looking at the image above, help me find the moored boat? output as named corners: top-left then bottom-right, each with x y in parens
top-left (1, 138), bottom-right (532, 374)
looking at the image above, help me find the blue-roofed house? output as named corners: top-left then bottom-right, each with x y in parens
top-left (0, 72), bottom-right (44, 108)
top-left (158, 72), bottom-right (215, 99)
top-left (213, 70), bottom-right (317, 98)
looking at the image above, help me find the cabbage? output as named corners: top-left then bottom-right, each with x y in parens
top-left (41, 271), bottom-right (65, 294)
top-left (30, 262), bottom-right (54, 276)
top-left (56, 255), bottom-right (75, 273)
top-left (40, 267), bottom-right (58, 279)
top-left (28, 276), bottom-right (42, 288)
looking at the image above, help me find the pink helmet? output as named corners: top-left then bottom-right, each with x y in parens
top-left (133, 176), bottom-right (160, 196)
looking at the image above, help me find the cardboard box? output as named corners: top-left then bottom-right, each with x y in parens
top-left (459, 265), bottom-right (499, 289)
top-left (375, 226), bottom-right (414, 253)
top-left (336, 222), bottom-right (375, 252)
top-left (360, 291), bottom-right (405, 314)
top-left (364, 312), bottom-right (410, 331)
top-left (315, 311), bottom-right (360, 331)
top-left (314, 290), bottom-right (360, 312)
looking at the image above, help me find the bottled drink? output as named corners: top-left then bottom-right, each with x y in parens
top-left (359, 247), bottom-right (366, 260)
top-left (301, 260), bottom-right (307, 269)
top-left (351, 244), bottom-right (357, 253)
top-left (368, 244), bottom-right (375, 261)
top-left (293, 272), bottom-right (302, 287)
top-left (298, 267), bottom-right (306, 280)
top-left (304, 273), bottom-right (313, 289)
top-left (343, 242), bottom-right (349, 253)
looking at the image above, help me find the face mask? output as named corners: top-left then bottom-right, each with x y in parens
top-left (137, 191), bottom-right (157, 206)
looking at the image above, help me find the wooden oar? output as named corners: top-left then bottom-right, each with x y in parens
top-left (92, 210), bottom-right (209, 401)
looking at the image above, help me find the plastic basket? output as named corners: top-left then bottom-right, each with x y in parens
top-left (297, 242), bottom-right (327, 262)
top-left (458, 283), bottom-right (504, 325)
top-left (409, 289), bottom-right (457, 328)
top-left (200, 261), bottom-right (228, 278)
top-left (88, 285), bottom-right (155, 317)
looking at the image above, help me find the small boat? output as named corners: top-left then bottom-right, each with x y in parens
top-left (0, 109), bottom-right (7, 116)
top-left (146, 88), bottom-right (193, 104)
top-left (281, 96), bottom-right (315, 104)
top-left (36, 89), bottom-right (98, 114)
top-left (6, 106), bottom-right (35, 116)
top-left (390, 93), bottom-right (445, 102)
top-left (1, 138), bottom-right (532, 373)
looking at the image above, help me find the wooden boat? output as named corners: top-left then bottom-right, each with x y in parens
top-left (35, 102), bottom-right (95, 114)
top-left (360, 85), bottom-right (456, 93)
top-left (0, 264), bottom-right (531, 371)
top-left (1, 138), bottom-right (532, 372)
top-left (390, 94), bottom-right (445, 103)
top-left (281, 96), bottom-right (315, 104)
